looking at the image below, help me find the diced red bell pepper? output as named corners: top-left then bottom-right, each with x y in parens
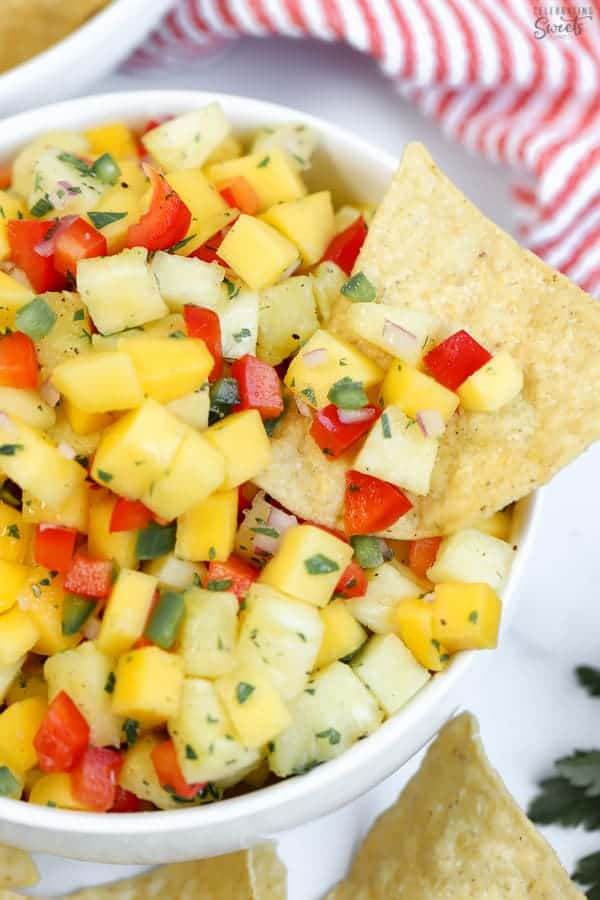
top-left (109, 498), bottom-right (154, 533)
top-left (151, 739), bottom-right (205, 801)
top-left (126, 166), bottom-right (191, 252)
top-left (34, 524), bottom-right (77, 573)
top-left (0, 331), bottom-right (38, 389)
top-left (218, 177), bottom-right (259, 215)
top-left (424, 330), bottom-right (492, 391)
top-left (110, 786), bottom-right (142, 813)
top-left (190, 221), bottom-right (237, 265)
top-left (310, 404), bottom-right (380, 459)
top-left (53, 217), bottom-right (107, 279)
top-left (34, 690), bottom-right (90, 773)
top-left (70, 746), bottom-right (123, 812)
top-left (64, 553), bottom-right (113, 599)
top-left (321, 215), bottom-right (368, 276)
top-left (183, 306), bottom-right (223, 380)
top-left (133, 590), bottom-right (160, 649)
top-left (344, 470), bottom-right (413, 536)
top-left (407, 537), bottom-right (442, 580)
top-left (207, 556), bottom-right (259, 603)
top-left (230, 354), bottom-right (283, 419)
top-left (335, 561), bottom-right (368, 599)
top-left (7, 220), bottom-right (65, 293)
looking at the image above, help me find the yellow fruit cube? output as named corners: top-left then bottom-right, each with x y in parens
top-left (0, 388), bottom-right (55, 432)
top-left (345, 303), bottom-right (440, 368)
top-left (458, 352), bottom-right (523, 412)
top-left (6, 662), bottom-right (47, 705)
top-left (284, 329), bottom-right (383, 409)
top-left (262, 191), bottom-right (335, 266)
top-left (164, 168), bottom-right (233, 256)
top-left (52, 352), bottom-right (144, 414)
top-left (473, 509), bottom-right (512, 541)
top-left (85, 122), bottom-right (139, 159)
top-left (33, 291), bottom-right (92, 379)
top-left (144, 104), bottom-right (230, 172)
top-left (142, 429), bottom-right (225, 521)
top-left (315, 598), bottom-right (367, 670)
top-left (175, 490), bottom-right (238, 562)
top-left (431, 582), bottom-right (501, 652)
top-left (0, 190), bottom-right (27, 262)
top-left (20, 571), bottom-right (79, 656)
top-left (0, 561), bottom-right (30, 614)
top-left (143, 554), bottom-right (205, 591)
top-left (0, 269), bottom-right (33, 310)
top-left (206, 410), bottom-right (271, 489)
top-left (30, 773), bottom-right (87, 810)
top-left (394, 598), bottom-right (449, 671)
top-left (91, 399), bottom-right (186, 498)
top-left (207, 149), bottom-right (306, 212)
top-left (257, 276), bottom-right (319, 366)
top-left (215, 664), bottom-right (291, 748)
top-left (259, 524), bottom-right (353, 609)
top-left (382, 362), bottom-right (459, 423)
top-left (22, 481), bottom-right (90, 533)
top-left (88, 491), bottom-right (137, 569)
top-left (167, 387), bottom-right (210, 430)
top-left (63, 398), bottom-right (114, 437)
top-left (112, 647), bottom-right (184, 726)
top-left (119, 336), bottom-right (213, 404)
top-left (0, 503), bottom-right (32, 563)
top-left (218, 215), bottom-right (299, 291)
top-left (98, 569), bottom-right (158, 658)
top-left (0, 608), bottom-right (38, 665)
top-left (0, 697), bottom-right (47, 773)
top-left (88, 183), bottom-right (142, 253)
top-left (311, 261), bottom-right (346, 325)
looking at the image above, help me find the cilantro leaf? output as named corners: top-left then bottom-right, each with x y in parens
top-left (577, 666), bottom-right (600, 698)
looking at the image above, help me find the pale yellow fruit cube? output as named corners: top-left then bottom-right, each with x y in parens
top-left (30, 773), bottom-right (86, 809)
top-left (206, 409), bottom-right (271, 489)
top-left (88, 183), bottom-right (142, 253)
top-left (143, 104), bottom-right (230, 171)
top-left (473, 509), bottom-right (512, 541)
top-left (51, 352), bottom-right (144, 413)
top-left (0, 696), bottom-right (46, 773)
top-left (0, 269), bottom-right (33, 308)
top-left (259, 524), bottom-right (353, 608)
top-left (207, 148), bottom-right (306, 211)
top-left (257, 276), bottom-right (318, 366)
top-left (118, 736), bottom-right (183, 810)
top-left (62, 398), bottom-right (114, 437)
top-left (164, 169), bottom-right (234, 256)
top-left (112, 647), bottom-right (184, 726)
top-left (119, 336), bottom-right (213, 405)
top-left (262, 191), bottom-right (335, 266)
top-left (0, 387), bottom-right (55, 432)
top-left (382, 362), bottom-right (459, 423)
top-left (0, 560), bottom-right (30, 614)
top-left (0, 503), bottom-right (32, 564)
top-left (175, 490), bottom-right (238, 562)
top-left (98, 569), bottom-right (158, 658)
top-left (426, 528), bottom-right (514, 590)
top-left (178, 589), bottom-right (238, 678)
top-left (345, 303), bottom-right (441, 367)
top-left (143, 554), bottom-right (205, 591)
top-left (34, 291), bottom-right (92, 379)
top-left (0, 608), bottom-right (38, 666)
top-left (167, 387), bottom-right (210, 431)
top-left (311, 261), bottom-right (346, 325)
top-left (150, 251), bottom-right (224, 310)
top-left (218, 215), bottom-right (299, 290)
top-left (458, 351), bottom-right (523, 412)
top-left (216, 664), bottom-right (291, 748)
top-left (315, 598), bottom-right (367, 670)
top-left (352, 633), bottom-right (430, 715)
top-left (88, 492), bottom-right (137, 569)
top-left (21, 481), bottom-right (89, 533)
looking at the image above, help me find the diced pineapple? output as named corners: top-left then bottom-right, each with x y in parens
top-left (354, 405), bottom-right (438, 497)
top-left (175, 490), bottom-right (238, 562)
top-left (151, 252), bottom-right (224, 311)
top-left (77, 248), bottom-right (167, 335)
top-left (0, 268), bottom-right (33, 311)
top-left (259, 524), bottom-right (353, 609)
top-left (345, 304), bottom-right (441, 367)
top-left (62, 398), bottom-right (114, 437)
top-left (346, 562), bottom-right (423, 633)
top-left (315, 598), bottom-right (367, 670)
top-left (30, 773), bottom-right (85, 809)
top-left (219, 215), bottom-right (299, 291)
top-left (167, 386), bottom-right (210, 431)
top-left (0, 657), bottom-right (25, 704)
top-left (0, 193), bottom-right (28, 263)
top-left (45, 641), bottom-right (122, 747)
top-left (52, 352), bottom-right (144, 413)
top-left (206, 134), bottom-right (243, 165)
top-left (119, 336), bottom-right (213, 405)
top-left (431, 582), bottom-right (502, 652)
top-left (284, 329), bottom-right (383, 409)
top-left (144, 555), bottom-right (205, 591)
top-left (394, 598), bottom-right (449, 671)
top-left (20, 569), bottom-right (79, 655)
top-left (21, 481), bottom-right (89, 533)
top-left (206, 410), bottom-right (271, 489)
top-left (88, 183), bottom-right (141, 253)
top-left (237, 583), bottom-right (323, 699)
top-left (144, 430), bottom-right (225, 521)
top-left (164, 169), bottom-right (233, 256)
top-left (177, 588), bottom-right (238, 678)
top-left (0, 414), bottom-right (86, 509)
top-left (88, 491), bottom-right (137, 569)
top-left (458, 352), bottom-right (523, 412)
top-left (141, 313), bottom-right (187, 339)
top-left (0, 696), bottom-right (46, 774)
top-left (168, 678), bottom-right (260, 785)
top-left (382, 362), bottom-right (459, 423)
top-left (473, 509), bottom-right (512, 541)
top-left (0, 607), bottom-right (38, 665)
top-left (143, 104), bottom-right (230, 171)
top-left (216, 664), bottom-right (291, 749)
top-left (218, 287), bottom-right (259, 360)
top-left (262, 191), bottom-right (334, 266)
top-left (0, 561), bottom-right (29, 614)
top-left (352, 633), bottom-right (430, 715)
top-left (0, 388), bottom-right (55, 432)
top-left (91, 399), bottom-right (186, 499)
top-left (98, 569), bottom-right (158, 658)
top-left (11, 130), bottom-right (89, 198)
top-left (311, 262), bottom-right (346, 325)
top-left (207, 148), bottom-right (306, 211)
top-left (426, 528), bottom-right (514, 590)
top-left (85, 122), bottom-right (138, 159)
top-left (112, 646), bottom-right (184, 726)
top-left (118, 736), bottom-right (184, 811)
top-left (0, 503), bottom-right (32, 564)
top-left (257, 276), bottom-right (318, 366)
top-left (251, 124), bottom-right (319, 171)
top-left (268, 661), bottom-right (382, 777)
top-left (34, 291), bottom-right (91, 377)
top-left (28, 149), bottom-right (106, 218)
top-left (6, 660), bottom-right (47, 705)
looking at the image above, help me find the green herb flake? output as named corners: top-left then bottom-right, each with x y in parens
top-left (0, 444), bottom-right (24, 456)
top-left (381, 412), bottom-right (392, 438)
top-left (185, 744), bottom-right (198, 760)
top-left (73, 308), bottom-right (85, 321)
top-left (301, 386), bottom-right (317, 405)
top-left (316, 728), bottom-right (342, 746)
top-left (97, 469), bottom-right (113, 483)
top-left (135, 522), bottom-right (177, 561)
top-left (30, 195), bottom-right (54, 218)
top-left (468, 610), bottom-right (479, 624)
top-left (207, 579), bottom-right (234, 592)
top-left (15, 296), bottom-right (57, 340)
top-left (257, 156), bottom-right (270, 168)
top-left (88, 211), bottom-right (128, 230)
top-left (327, 377), bottom-right (368, 410)
top-left (250, 526), bottom-right (279, 539)
top-left (236, 682), bottom-right (255, 704)
top-left (224, 278), bottom-right (240, 299)
top-left (206, 713), bottom-right (219, 724)
top-left (6, 524), bottom-right (19, 539)
top-left (0, 766), bottom-right (20, 798)
top-left (104, 672), bottom-right (116, 694)
top-left (233, 327), bottom-right (251, 343)
top-left (58, 151), bottom-right (92, 175)
top-left (304, 554), bottom-right (339, 575)
top-left (123, 719), bottom-right (140, 746)
top-left (167, 233), bottom-right (196, 254)
top-left (350, 535), bottom-right (384, 570)
top-left (576, 666), bottom-right (600, 697)
top-left (341, 271), bottom-right (376, 303)
top-left (208, 546), bottom-right (216, 561)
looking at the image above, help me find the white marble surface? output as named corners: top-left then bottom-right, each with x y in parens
top-left (18, 35), bottom-right (600, 898)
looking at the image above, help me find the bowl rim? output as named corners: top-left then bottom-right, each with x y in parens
top-left (0, 89), bottom-right (543, 840)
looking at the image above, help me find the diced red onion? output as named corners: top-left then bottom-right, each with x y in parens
top-left (422, 591), bottom-right (436, 605)
top-left (82, 617), bottom-right (101, 640)
top-left (295, 396), bottom-right (311, 417)
top-left (382, 319), bottom-right (418, 358)
top-left (378, 539), bottom-right (393, 561)
top-left (253, 505), bottom-right (298, 556)
top-left (34, 215), bottom-right (77, 257)
top-left (58, 441), bottom-right (76, 460)
top-left (416, 409), bottom-right (445, 439)
top-left (40, 380), bottom-right (60, 407)
top-left (337, 408), bottom-right (374, 425)
top-left (302, 348), bottom-right (328, 368)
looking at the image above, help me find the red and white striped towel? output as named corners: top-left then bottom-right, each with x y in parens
top-left (131, 0), bottom-right (600, 295)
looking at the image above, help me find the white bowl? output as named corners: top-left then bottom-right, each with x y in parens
top-left (0, 0), bottom-right (174, 116)
top-left (0, 90), bottom-right (541, 864)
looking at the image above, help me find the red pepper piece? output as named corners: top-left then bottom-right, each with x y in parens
top-left (53, 216), bottom-right (107, 279)
top-left (64, 553), bottom-right (113, 599)
top-left (321, 215), bottom-right (367, 276)
top-left (207, 556), bottom-right (259, 603)
top-left (110, 786), bottom-right (142, 813)
top-left (344, 470), bottom-right (413, 536)
top-left (407, 537), bottom-right (442, 580)
top-left (0, 332), bottom-right (38, 389)
top-left (151, 739), bottom-right (205, 801)
top-left (34, 691), bottom-right (90, 773)
top-left (424, 330), bottom-right (492, 391)
top-left (126, 166), bottom-right (191, 252)
top-left (310, 404), bottom-right (380, 459)
top-left (230, 354), bottom-right (284, 419)
top-left (335, 561), bottom-right (368, 599)
top-left (70, 746), bottom-right (123, 812)
top-left (34, 525), bottom-right (77, 573)
top-left (109, 498), bottom-right (154, 533)
top-left (183, 306), bottom-right (223, 380)
top-left (7, 220), bottom-right (65, 293)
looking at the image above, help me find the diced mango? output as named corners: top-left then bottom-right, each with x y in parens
top-left (88, 491), bottom-right (137, 569)
top-left (382, 362), bottom-right (459, 423)
top-left (175, 490), bottom-right (238, 562)
top-left (6, 661), bottom-right (47, 705)
top-left (0, 503), bottom-right (32, 564)
top-left (85, 122), bottom-right (138, 159)
top-left (88, 183), bottom-right (142, 254)
top-left (0, 560), bottom-right (30, 614)
top-left (473, 509), bottom-right (512, 541)
top-left (163, 169), bottom-right (234, 256)
top-left (20, 570), bottom-right (79, 656)
top-left (259, 524), bottom-right (353, 609)
top-left (394, 598), bottom-right (449, 671)
top-left (0, 697), bottom-right (47, 773)
top-left (262, 191), bottom-right (335, 266)
top-left (30, 773), bottom-right (87, 810)
top-left (215, 664), bottom-right (291, 748)
top-left (458, 352), bottom-right (523, 412)
top-left (0, 268), bottom-right (33, 314)
top-left (0, 608), bottom-right (38, 665)
top-left (218, 215), bottom-right (299, 291)
top-left (431, 582), bottom-right (501, 652)
top-left (257, 276), bottom-right (319, 366)
top-left (52, 352), bottom-right (144, 414)
top-left (284, 329), bottom-right (383, 409)
top-left (98, 569), bottom-right (158, 658)
top-left (119, 336), bottom-right (213, 404)
top-left (22, 481), bottom-right (89, 533)
top-left (207, 149), bottom-right (306, 212)
top-left (63, 398), bottom-right (114, 437)
top-left (112, 646), bottom-right (184, 726)
top-left (315, 598), bottom-right (367, 670)
top-left (352, 633), bottom-right (430, 715)
top-left (0, 190), bottom-right (27, 262)
top-left (206, 409), bottom-right (271, 489)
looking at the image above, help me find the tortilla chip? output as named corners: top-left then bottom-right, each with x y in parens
top-left (327, 712), bottom-right (583, 899)
top-left (0, 845), bottom-right (38, 890)
top-left (248, 844), bottom-right (287, 899)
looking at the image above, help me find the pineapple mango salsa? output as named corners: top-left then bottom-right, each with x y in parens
top-left (0, 104), bottom-right (522, 813)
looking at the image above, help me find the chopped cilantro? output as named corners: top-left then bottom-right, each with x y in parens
top-left (73, 308), bottom-right (85, 321)
top-left (6, 524), bottom-right (19, 539)
top-left (167, 233), bottom-right (196, 254)
top-left (341, 271), bottom-right (376, 302)
top-left (316, 728), bottom-right (341, 745)
top-left (468, 610), bottom-right (479, 624)
top-left (185, 744), bottom-right (198, 760)
top-left (123, 719), bottom-right (140, 746)
top-left (327, 377), bottom-right (367, 410)
top-left (0, 444), bottom-right (23, 456)
top-left (301, 386), bottom-right (316, 405)
top-left (207, 579), bottom-right (233, 591)
top-left (250, 526), bottom-right (279, 539)
top-left (381, 412), bottom-right (392, 438)
top-left (88, 211), bottom-right (127, 230)
top-left (257, 155), bottom-right (270, 168)
top-left (15, 296), bottom-right (57, 340)
top-left (104, 672), bottom-right (116, 694)
top-left (30, 195), bottom-right (54, 218)
top-left (304, 554), bottom-right (339, 575)
top-left (233, 327), bottom-right (251, 343)
top-left (236, 682), bottom-right (255, 704)
top-left (96, 469), bottom-right (113, 483)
